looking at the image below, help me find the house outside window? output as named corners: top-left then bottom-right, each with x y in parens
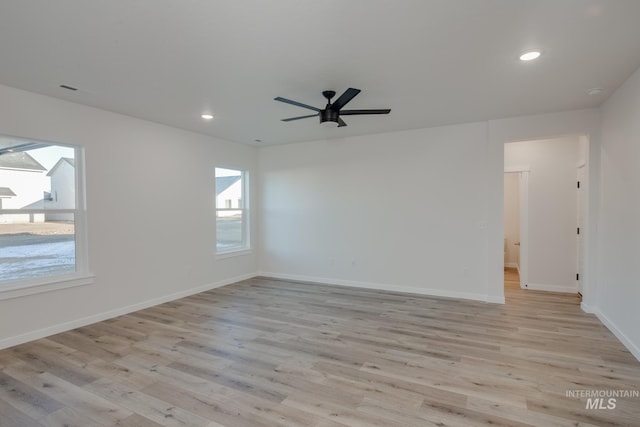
top-left (215, 167), bottom-right (249, 254)
top-left (0, 135), bottom-right (89, 292)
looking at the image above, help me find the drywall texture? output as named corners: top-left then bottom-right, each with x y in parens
top-left (259, 123), bottom-right (493, 301)
top-left (504, 137), bottom-right (580, 291)
top-left (598, 65), bottom-right (640, 358)
top-left (0, 84), bottom-right (258, 346)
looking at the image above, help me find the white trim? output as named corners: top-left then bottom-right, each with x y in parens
top-left (503, 168), bottom-right (529, 290)
top-left (525, 282), bottom-right (578, 293)
top-left (504, 262), bottom-right (519, 269)
top-left (216, 249), bottom-right (253, 260)
top-left (0, 272), bottom-right (257, 350)
top-left (580, 301), bottom-right (595, 313)
top-left (0, 274), bottom-right (95, 301)
top-left (518, 171), bottom-right (529, 289)
top-left (593, 309), bottom-right (640, 363)
top-left (486, 295), bottom-right (506, 304)
top-left (504, 165), bottom-right (530, 173)
top-left (259, 272), bottom-right (504, 304)
top-left (0, 208), bottom-right (78, 214)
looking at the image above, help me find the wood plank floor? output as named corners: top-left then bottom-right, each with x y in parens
top-left (1, 276), bottom-right (639, 426)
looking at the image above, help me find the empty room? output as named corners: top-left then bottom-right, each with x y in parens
top-left (1, 1), bottom-right (640, 426)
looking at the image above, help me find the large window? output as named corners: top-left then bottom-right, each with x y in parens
top-left (0, 135), bottom-right (88, 291)
top-left (215, 167), bottom-right (249, 254)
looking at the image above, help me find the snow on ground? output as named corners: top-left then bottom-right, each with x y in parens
top-left (0, 240), bottom-right (75, 282)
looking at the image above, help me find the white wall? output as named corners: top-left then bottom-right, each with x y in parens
top-left (504, 137), bottom-right (580, 292)
top-left (597, 65), bottom-right (640, 360)
top-left (0, 84), bottom-right (259, 348)
top-left (503, 173), bottom-right (520, 267)
top-left (259, 122), bottom-right (496, 302)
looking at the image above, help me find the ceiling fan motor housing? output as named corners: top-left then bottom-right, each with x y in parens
top-left (320, 108), bottom-right (340, 126)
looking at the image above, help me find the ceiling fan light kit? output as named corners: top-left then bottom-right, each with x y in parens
top-left (320, 109), bottom-right (340, 127)
top-left (275, 88), bottom-right (391, 128)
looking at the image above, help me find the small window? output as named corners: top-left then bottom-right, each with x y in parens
top-left (215, 167), bottom-right (249, 254)
top-left (0, 136), bottom-right (88, 288)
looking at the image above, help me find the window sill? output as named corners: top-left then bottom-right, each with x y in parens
top-left (0, 274), bottom-right (95, 301)
top-left (216, 249), bottom-right (252, 260)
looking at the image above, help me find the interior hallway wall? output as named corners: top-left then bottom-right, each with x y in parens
top-left (597, 63), bottom-right (640, 360)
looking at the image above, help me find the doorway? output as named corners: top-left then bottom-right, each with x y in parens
top-left (504, 169), bottom-right (529, 290)
top-left (503, 136), bottom-right (585, 296)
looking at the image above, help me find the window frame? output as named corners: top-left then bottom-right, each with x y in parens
top-left (215, 167), bottom-right (250, 257)
top-left (0, 138), bottom-right (92, 299)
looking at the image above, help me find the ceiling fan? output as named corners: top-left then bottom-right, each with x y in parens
top-left (274, 88), bottom-right (391, 127)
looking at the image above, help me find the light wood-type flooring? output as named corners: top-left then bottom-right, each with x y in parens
top-left (1, 276), bottom-right (639, 426)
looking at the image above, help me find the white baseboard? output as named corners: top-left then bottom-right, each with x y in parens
top-left (0, 272), bottom-right (258, 350)
top-left (593, 308), bottom-right (640, 363)
top-left (259, 271), bottom-right (503, 304)
top-left (580, 301), bottom-right (595, 313)
top-left (525, 282), bottom-right (578, 293)
top-left (486, 295), bottom-right (506, 304)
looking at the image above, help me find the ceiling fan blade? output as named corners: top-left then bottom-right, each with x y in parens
top-left (274, 97), bottom-right (321, 112)
top-left (281, 113), bottom-right (318, 122)
top-left (340, 109), bottom-right (391, 115)
top-left (330, 88), bottom-right (361, 111)
top-left (338, 118), bottom-right (347, 127)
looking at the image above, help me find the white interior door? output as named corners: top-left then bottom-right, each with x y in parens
top-left (519, 171), bottom-right (529, 289)
top-left (577, 165), bottom-right (586, 294)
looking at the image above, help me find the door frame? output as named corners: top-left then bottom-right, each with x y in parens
top-left (504, 166), bottom-right (530, 289)
top-left (576, 162), bottom-right (586, 295)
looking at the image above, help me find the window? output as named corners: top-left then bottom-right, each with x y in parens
top-left (0, 135), bottom-right (89, 292)
top-left (215, 167), bottom-right (249, 254)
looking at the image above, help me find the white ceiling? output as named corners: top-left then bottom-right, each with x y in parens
top-left (1, 0), bottom-right (640, 145)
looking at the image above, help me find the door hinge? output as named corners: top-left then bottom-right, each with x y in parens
top-left (577, 181), bottom-right (580, 189)
top-left (576, 273), bottom-right (580, 281)
top-left (577, 227), bottom-right (580, 235)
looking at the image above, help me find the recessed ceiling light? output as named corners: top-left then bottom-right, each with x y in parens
top-left (201, 114), bottom-right (214, 120)
top-left (519, 50), bottom-right (542, 61)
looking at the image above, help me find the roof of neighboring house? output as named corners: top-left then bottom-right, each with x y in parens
top-left (0, 187), bottom-right (16, 198)
top-left (47, 157), bottom-right (75, 176)
top-left (0, 152), bottom-right (47, 171)
top-left (216, 175), bottom-right (241, 196)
